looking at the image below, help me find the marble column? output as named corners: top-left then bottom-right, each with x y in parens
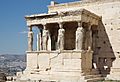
top-left (88, 23), bottom-right (92, 50)
top-left (76, 21), bottom-right (84, 50)
top-left (57, 22), bottom-right (65, 50)
top-left (42, 24), bottom-right (49, 50)
top-left (28, 26), bottom-right (33, 51)
top-left (84, 23), bottom-right (92, 50)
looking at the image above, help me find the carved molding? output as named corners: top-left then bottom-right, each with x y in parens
top-left (26, 9), bottom-right (100, 26)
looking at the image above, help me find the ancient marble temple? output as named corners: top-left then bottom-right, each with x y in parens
top-left (17, 0), bottom-right (120, 82)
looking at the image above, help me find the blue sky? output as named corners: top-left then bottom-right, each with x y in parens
top-left (0, 0), bottom-right (79, 54)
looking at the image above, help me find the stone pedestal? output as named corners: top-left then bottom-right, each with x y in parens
top-left (17, 50), bottom-right (97, 82)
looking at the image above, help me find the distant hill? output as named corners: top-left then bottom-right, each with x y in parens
top-left (0, 54), bottom-right (26, 76)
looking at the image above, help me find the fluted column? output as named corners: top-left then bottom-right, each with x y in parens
top-left (76, 21), bottom-right (84, 50)
top-left (28, 26), bottom-right (33, 51)
top-left (57, 22), bottom-right (65, 50)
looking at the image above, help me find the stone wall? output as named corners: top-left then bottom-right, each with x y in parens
top-left (26, 50), bottom-right (92, 71)
top-left (64, 22), bottom-right (77, 50)
top-left (20, 50), bottom-right (94, 82)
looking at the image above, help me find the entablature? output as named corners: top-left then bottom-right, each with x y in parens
top-left (25, 8), bottom-right (101, 27)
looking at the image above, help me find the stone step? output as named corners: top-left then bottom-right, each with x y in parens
top-left (86, 77), bottom-right (104, 82)
top-left (91, 69), bottom-right (100, 75)
top-left (84, 74), bottom-right (102, 79)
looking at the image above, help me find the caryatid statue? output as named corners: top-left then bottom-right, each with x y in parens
top-left (28, 27), bottom-right (33, 51)
top-left (42, 24), bottom-right (49, 50)
top-left (76, 22), bottom-right (84, 50)
top-left (57, 23), bottom-right (65, 50)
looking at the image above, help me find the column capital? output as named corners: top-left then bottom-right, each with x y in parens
top-left (42, 23), bottom-right (47, 30)
top-left (77, 21), bottom-right (82, 27)
top-left (58, 22), bottom-right (64, 29)
top-left (28, 26), bottom-right (32, 31)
